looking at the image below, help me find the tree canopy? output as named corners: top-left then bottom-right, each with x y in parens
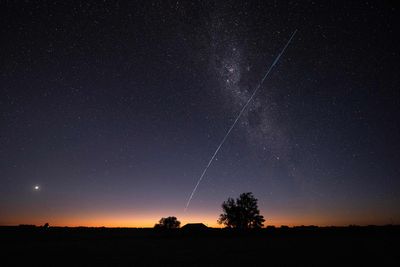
top-left (218, 192), bottom-right (265, 229)
top-left (154, 216), bottom-right (181, 229)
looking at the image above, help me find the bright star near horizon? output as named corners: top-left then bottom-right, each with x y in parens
top-left (0, 1), bottom-right (398, 229)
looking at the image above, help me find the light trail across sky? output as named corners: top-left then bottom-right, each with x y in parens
top-left (185, 29), bottom-right (298, 211)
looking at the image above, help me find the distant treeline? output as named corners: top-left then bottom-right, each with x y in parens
top-left (9, 224), bottom-right (399, 230)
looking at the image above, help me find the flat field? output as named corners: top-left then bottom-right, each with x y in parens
top-left (1, 226), bottom-right (398, 266)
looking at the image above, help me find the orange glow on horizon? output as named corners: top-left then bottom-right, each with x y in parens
top-left (1, 209), bottom-right (397, 228)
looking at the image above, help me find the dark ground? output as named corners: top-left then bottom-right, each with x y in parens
top-left (1, 225), bottom-right (398, 266)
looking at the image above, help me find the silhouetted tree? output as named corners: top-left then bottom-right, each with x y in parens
top-left (218, 192), bottom-right (265, 229)
top-left (154, 216), bottom-right (181, 229)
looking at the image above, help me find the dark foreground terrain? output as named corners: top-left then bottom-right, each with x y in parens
top-left (1, 225), bottom-right (398, 266)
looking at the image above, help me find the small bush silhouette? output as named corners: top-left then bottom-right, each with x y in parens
top-left (218, 192), bottom-right (265, 229)
top-left (154, 216), bottom-right (181, 229)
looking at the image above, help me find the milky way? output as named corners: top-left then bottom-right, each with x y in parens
top-left (185, 28), bottom-right (298, 210)
top-left (1, 1), bottom-right (399, 227)
top-left (207, 12), bottom-right (294, 164)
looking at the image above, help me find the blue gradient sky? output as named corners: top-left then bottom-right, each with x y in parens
top-left (1, 1), bottom-right (399, 227)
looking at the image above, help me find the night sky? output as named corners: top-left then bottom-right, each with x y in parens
top-left (1, 1), bottom-right (399, 227)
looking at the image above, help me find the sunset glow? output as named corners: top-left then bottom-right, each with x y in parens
top-left (1, 1), bottom-right (399, 229)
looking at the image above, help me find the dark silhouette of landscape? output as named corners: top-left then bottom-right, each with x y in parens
top-left (2, 1), bottom-right (398, 266)
top-left (1, 193), bottom-right (399, 266)
top-left (1, 224), bottom-right (399, 266)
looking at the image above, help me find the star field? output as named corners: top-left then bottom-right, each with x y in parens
top-left (0, 1), bottom-right (399, 227)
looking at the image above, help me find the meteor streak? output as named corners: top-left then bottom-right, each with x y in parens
top-left (185, 30), bottom-right (298, 211)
